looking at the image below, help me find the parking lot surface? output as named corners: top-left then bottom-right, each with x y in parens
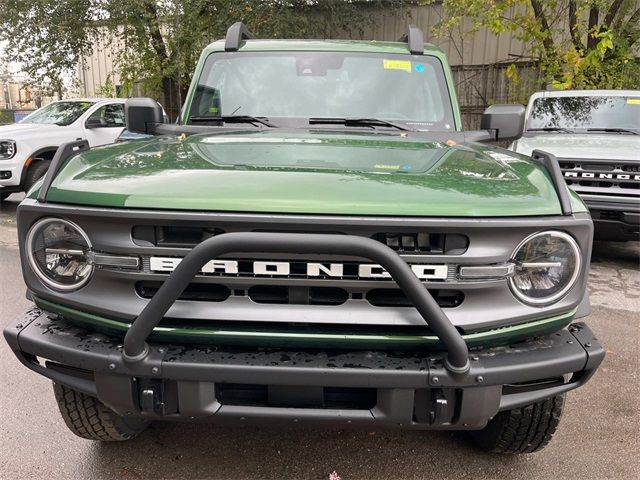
top-left (1, 193), bottom-right (638, 480)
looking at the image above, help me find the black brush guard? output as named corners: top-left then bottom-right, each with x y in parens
top-left (122, 232), bottom-right (471, 375)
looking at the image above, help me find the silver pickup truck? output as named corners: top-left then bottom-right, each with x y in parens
top-left (511, 89), bottom-right (640, 241)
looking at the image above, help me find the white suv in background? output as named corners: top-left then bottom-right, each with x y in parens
top-left (510, 89), bottom-right (639, 241)
top-left (0, 98), bottom-right (126, 201)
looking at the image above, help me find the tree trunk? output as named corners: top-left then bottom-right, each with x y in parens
top-left (161, 76), bottom-right (182, 122)
top-left (587, 7), bottom-right (600, 50)
top-left (530, 0), bottom-right (555, 56)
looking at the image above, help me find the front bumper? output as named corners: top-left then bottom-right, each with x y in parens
top-left (583, 197), bottom-right (640, 241)
top-left (0, 156), bottom-right (27, 188)
top-left (4, 308), bottom-right (604, 430)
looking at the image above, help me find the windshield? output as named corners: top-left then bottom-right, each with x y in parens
top-left (188, 51), bottom-right (455, 131)
top-left (526, 96), bottom-right (640, 131)
top-left (21, 101), bottom-right (95, 126)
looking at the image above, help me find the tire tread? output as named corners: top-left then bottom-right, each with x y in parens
top-left (53, 382), bottom-right (146, 441)
top-left (470, 395), bottom-right (565, 454)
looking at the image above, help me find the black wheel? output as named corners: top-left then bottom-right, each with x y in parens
top-left (53, 382), bottom-right (149, 441)
top-left (469, 395), bottom-right (565, 454)
top-left (23, 161), bottom-right (50, 194)
top-left (0, 191), bottom-right (11, 201)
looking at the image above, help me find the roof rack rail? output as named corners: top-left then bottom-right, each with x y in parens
top-left (530, 149), bottom-right (573, 216)
top-left (225, 22), bottom-right (254, 52)
top-left (398, 25), bottom-right (425, 55)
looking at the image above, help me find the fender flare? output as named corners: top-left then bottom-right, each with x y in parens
top-left (19, 145), bottom-right (60, 187)
top-left (31, 145), bottom-right (60, 161)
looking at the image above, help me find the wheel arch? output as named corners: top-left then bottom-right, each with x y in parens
top-left (31, 145), bottom-right (59, 161)
top-left (19, 145), bottom-right (59, 188)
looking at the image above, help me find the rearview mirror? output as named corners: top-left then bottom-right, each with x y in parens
top-left (125, 97), bottom-right (164, 134)
top-left (480, 104), bottom-right (525, 141)
top-left (85, 117), bottom-right (108, 129)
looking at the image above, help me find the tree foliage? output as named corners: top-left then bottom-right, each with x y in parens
top-left (0, 0), bottom-right (408, 113)
top-left (430, 0), bottom-right (640, 90)
top-left (0, 0), bottom-right (100, 98)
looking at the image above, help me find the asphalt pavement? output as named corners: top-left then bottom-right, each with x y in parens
top-left (1, 193), bottom-right (638, 480)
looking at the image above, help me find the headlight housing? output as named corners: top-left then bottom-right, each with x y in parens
top-left (26, 218), bottom-right (94, 291)
top-left (509, 231), bottom-right (581, 305)
top-left (0, 140), bottom-right (16, 159)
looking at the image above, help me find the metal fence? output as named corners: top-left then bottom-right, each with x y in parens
top-left (0, 109), bottom-right (36, 125)
top-left (451, 62), bottom-right (542, 130)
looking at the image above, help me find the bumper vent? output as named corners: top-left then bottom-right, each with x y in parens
top-left (215, 383), bottom-right (377, 410)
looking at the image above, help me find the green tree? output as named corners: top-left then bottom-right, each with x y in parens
top-left (0, 0), bottom-right (100, 98)
top-left (430, 0), bottom-right (640, 90)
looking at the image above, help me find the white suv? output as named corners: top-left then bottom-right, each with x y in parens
top-left (0, 98), bottom-right (126, 201)
top-left (510, 89), bottom-right (639, 241)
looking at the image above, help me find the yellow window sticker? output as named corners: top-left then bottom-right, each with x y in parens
top-left (383, 59), bottom-right (411, 73)
top-left (627, 98), bottom-right (640, 105)
top-left (375, 164), bottom-right (401, 170)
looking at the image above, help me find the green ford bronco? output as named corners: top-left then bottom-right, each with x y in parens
top-left (4, 23), bottom-right (603, 453)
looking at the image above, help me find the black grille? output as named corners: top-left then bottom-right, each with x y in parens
top-left (136, 282), bottom-right (463, 308)
top-left (133, 225), bottom-right (468, 254)
top-left (248, 285), bottom-right (349, 306)
top-left (373, 232), bottom-right (468, 254)
top-left (559, 159), bottom-right (640, 197)
top-left (132, 225), bottom-right (224, 247)
top-left (137, 282), bottom-right (231, 302)
top-left (367, 288), bottom-right (463, 308)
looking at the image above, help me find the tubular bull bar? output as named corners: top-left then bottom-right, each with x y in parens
top-left (4, 232), bottom-right (605, 427)
top-left (122, 232), bottom-right (471, 374)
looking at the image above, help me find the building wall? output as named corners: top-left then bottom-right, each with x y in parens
top-left (0, 80), bottom-right (54, 110)
top-left (78, 32), bottom-right (123, 98)
top-left (77, 4), bottom-right (532, 96)
top-left (356, 3), bottom-right (528, 66)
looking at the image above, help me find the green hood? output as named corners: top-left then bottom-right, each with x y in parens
top-left (42, 130), bottom-right (575, 217)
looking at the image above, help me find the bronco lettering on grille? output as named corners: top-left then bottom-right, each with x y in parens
top-left (564, 172), bottom-right (640, 180)
top-left (149, 258), bottom-right (449, 280)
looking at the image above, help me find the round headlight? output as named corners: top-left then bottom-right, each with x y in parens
top-left (26, 218), bottom-right (94, 291)
top-left (509, 231), bottom-right (581, 305)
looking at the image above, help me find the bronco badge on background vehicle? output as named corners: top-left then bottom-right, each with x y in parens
top-left (4, 23), bottom-right (603, 454)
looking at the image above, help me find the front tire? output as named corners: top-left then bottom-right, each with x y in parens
top-left (53, 382), bottom-right (148, 441)
top-left (23, 161), bottom-right (50, 194)
top-left (469, 395), bottom-right (565, 453)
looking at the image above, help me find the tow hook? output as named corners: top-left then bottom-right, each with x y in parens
top-left (140, 383), bottom-right (165, 415)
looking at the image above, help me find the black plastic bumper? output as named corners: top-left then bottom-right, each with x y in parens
top-left (4, 308), bottom-right (604, 430)
top-left (586, 200), bottom-right (640, 241)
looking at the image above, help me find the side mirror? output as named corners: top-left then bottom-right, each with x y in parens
top-left (480, 104), bottom-right (525, 141)
top-left (85, 117), bottom-right (108, 129)
top-left (125, 97), bottom-right (164, 134)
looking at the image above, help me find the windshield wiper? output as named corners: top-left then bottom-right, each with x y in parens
top-left (527, 127), bottom-right (574, 133)
top-left (188, 115), bottom-right (276, 128)
top-left (309, 117), bottom-right (411, 131)
top-left (587, 127), bottom-right (639, 136)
